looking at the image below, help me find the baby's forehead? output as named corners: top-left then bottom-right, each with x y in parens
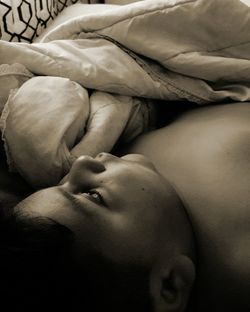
top-left (14, 188), bottom-right (55, 216)
top-left (14, 194), bottom-right (39, 217)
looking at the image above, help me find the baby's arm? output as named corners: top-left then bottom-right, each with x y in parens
top-left (70, 91), bottom-right (157, 159)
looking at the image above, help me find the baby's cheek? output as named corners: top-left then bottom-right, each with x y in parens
top-left (95, 213), bottom-right (153, 265)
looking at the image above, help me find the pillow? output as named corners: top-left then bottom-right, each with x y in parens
top-left (0, 0), bottom-right (83, 42)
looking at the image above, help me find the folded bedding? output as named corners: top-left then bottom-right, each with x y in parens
top-left (2, 0), bottom-right (250, 102)
top-left (1, 0), bottom-right (250, 187)
top-left (34, 3), bottom-right (119, 42)
top-left (0, 76), bottom-right (89, 187)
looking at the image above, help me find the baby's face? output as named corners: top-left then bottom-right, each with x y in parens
top-left (17, 153), bottom-right (174, 267)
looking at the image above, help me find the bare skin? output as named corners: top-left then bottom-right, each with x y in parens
top-left (1, 102), bottom-right (249, 311)
top-left (124, 102), bottom-right (250, 311)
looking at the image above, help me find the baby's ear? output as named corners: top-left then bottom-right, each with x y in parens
top-left (150, 255), bottom-right (195, 312)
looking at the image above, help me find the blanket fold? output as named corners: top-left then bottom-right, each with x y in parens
top-left (1, 0), bottom-right (250, 104)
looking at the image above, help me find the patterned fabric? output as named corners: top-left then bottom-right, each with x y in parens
top-left (0, 0), bottom-right (80, 42)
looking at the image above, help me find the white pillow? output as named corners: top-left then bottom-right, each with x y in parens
top-left (0, 0), bottom-right (82, 42)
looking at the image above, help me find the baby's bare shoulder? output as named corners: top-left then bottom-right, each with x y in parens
top-left (219, 108), bottom-right (250, 165)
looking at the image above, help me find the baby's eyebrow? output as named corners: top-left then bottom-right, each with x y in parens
top-left (57, 187), bottom-right (99, 217)
top-left (58, 187), bottom-right (83, 212)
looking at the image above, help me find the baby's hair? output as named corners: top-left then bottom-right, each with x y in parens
top-left (0, 206), bottom-right (75, 311)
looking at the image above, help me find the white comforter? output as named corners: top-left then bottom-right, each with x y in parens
top-left (1, 0), bottom-right (250, 104)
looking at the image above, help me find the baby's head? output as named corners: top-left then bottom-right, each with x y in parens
top-left (1, 153), bottom-right (196, 311)
top-left (1, 76), bottom-right (89, 188)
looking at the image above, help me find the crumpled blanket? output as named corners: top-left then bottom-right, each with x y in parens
top-left (0, 76), bottom-right (89, 188)
top-left (0, 63), bottom-right (33, 111)
top-left (1, 0), bottom-right (250, 103)
top-left (1, 0), bottom-right (250, 188)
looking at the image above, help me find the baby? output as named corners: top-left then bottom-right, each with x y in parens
top-left (0, 64), bottom-right (156, 189)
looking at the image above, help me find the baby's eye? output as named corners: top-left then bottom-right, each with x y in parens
top-left (85, 190), bottom-right (106, 206)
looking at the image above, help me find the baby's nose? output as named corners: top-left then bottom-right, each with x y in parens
top-left (67, 155), bottom-right (105, 191)
top-left (75, 155), bottom-right (106, 172)
top-left (96, 152), bottom-right (120, 162)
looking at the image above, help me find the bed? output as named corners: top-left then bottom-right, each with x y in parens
top-left (0, 3), bottom-right (250, 312)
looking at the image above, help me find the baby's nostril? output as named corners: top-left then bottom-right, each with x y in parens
top-left (96, 152), bottom-right (109, 159)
